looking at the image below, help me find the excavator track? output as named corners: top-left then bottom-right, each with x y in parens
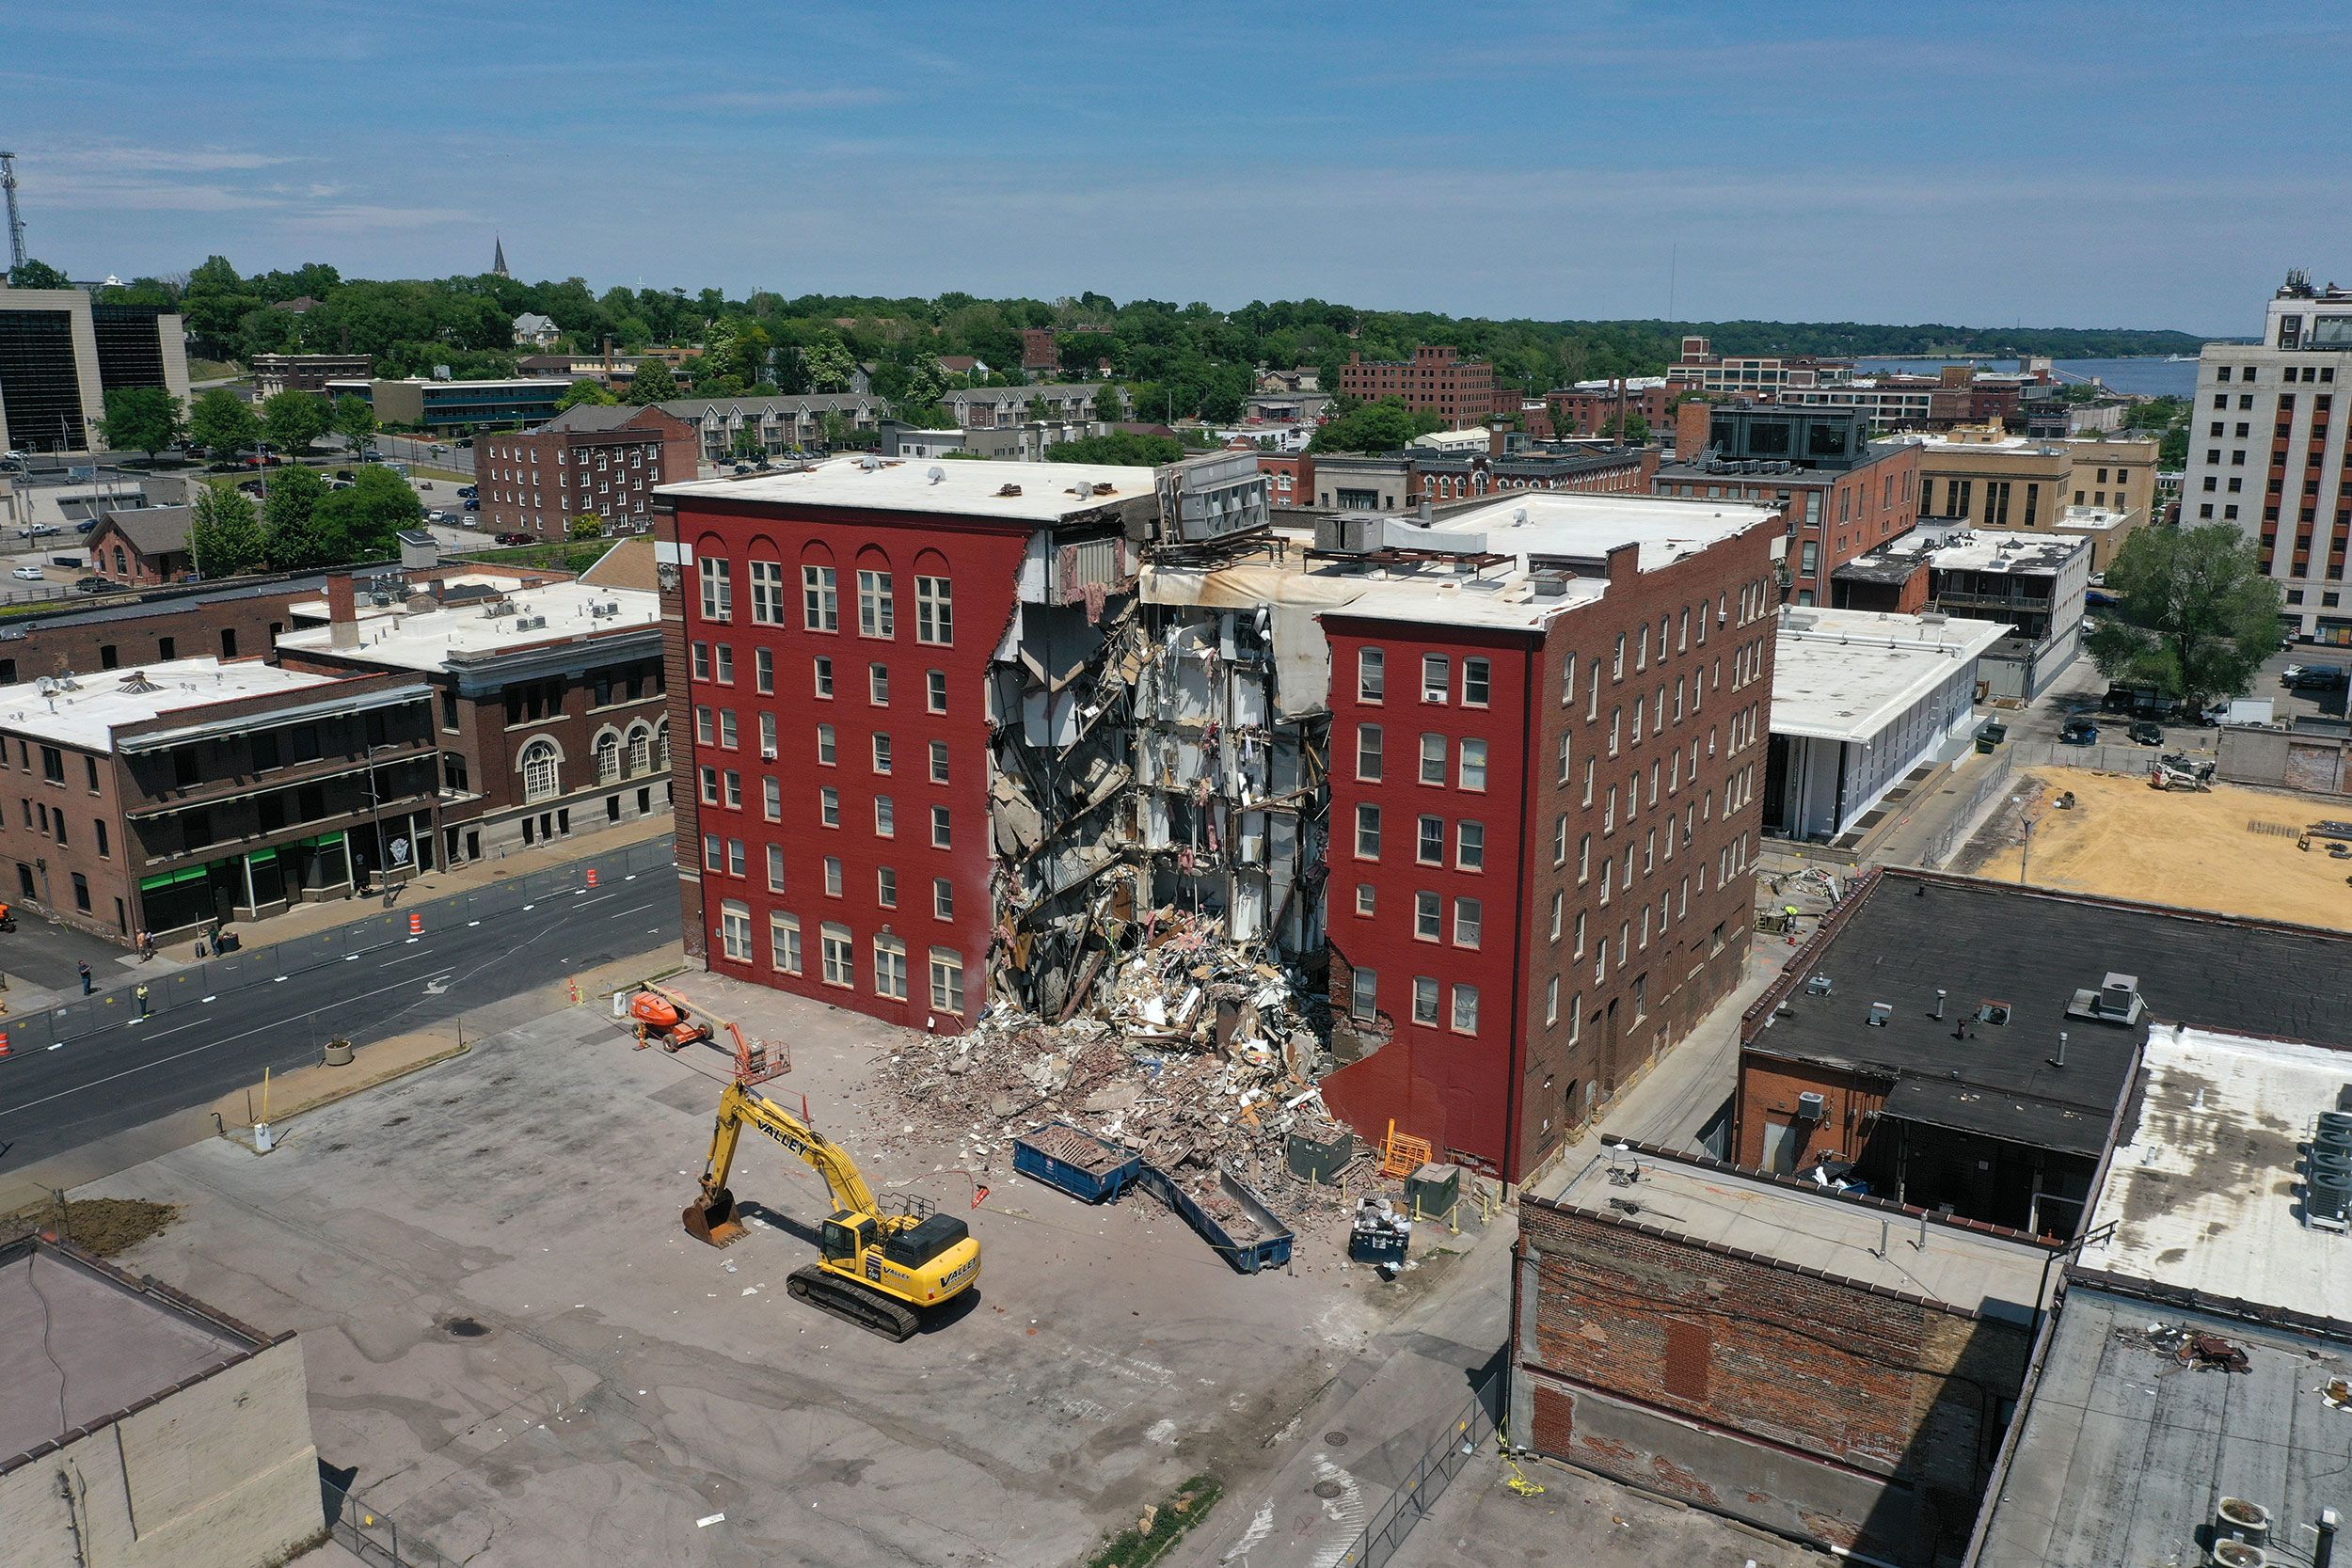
top-left (787, 1266), bottom-right (920, 1342)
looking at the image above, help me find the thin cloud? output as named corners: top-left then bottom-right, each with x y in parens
top-left (694, 87), bottom-right (900, 112)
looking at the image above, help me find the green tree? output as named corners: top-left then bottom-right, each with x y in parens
top-left (1309, 397), bottom-right (1444, 453)
top-left (2158, 425), bottom-right (2188, 469)
top-left (1045, 432), bottom-right (1185, 466)
top-left (820, 410), bottom-right (849, 447)
top-left (2087, 523), bottom-right (2282, 712)
top-left (188, 482), bottom-right (267, 578)
top-left (802, 331), bottom-right (856, 392)
top-left (100, 387), bottom-right (184, 461)
top-left (261, 465), bottom-right (335, 569)
top-left (1602, 412), bottom-right (1651, 444)
top-left (261, 389), bottom-right (331, 454)
top-left (187, 388), bottom-right (262, 457)
top-left (624, 358), bottom-right (679, 404)
top-left (313, 467), bottom-right (421, 563)
top-left (567, 515), bottom-right (606, 540)
top-left (556, 378), bottom-right (617, 411)
top-left (331, 393), bottom-right (378, 455)
top-left (730, 425), bottom-right (764, 460)
top-left (7, 258), bottom-right (70, 290)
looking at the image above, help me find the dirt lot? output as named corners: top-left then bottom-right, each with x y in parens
top-left (1956, 766), bottom-right (2352, 929)
top-left (79, 974), bottom-right (1483, 1568)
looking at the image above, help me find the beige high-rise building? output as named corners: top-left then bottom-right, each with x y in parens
top-left (0, 286), bottom-right (190, 455)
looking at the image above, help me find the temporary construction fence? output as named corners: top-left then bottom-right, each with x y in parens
top-left (1331, 1365), bottom-right (1507, 1568)
top-left (2, 834), bottom-right (676, 1055)
top-left (324, 1478), bottom-right (462, 1568)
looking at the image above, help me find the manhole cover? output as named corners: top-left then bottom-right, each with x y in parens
top-left (440, 1316), bottom-right (488, 1338)
top-left (1324, 1432), bottom-right (1350, 1447)
top-left (1312, 1480), bottom-right (1343, 1499)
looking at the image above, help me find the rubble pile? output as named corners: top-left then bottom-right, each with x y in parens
top-left (871, 906), bottom-right (1359, 1220)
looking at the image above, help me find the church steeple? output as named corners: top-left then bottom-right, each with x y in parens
top-left (491, 237), bottom-right (509, 279)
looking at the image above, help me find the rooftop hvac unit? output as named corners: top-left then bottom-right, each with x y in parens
top-left (1796, 1092), bottom-right (1826, 1122)
top-left (2209, 1543), bottom-right (2268, 1568)
top-left (1530, 570), bottom-right (1571, 599)
top-left (2216, 1498), bottom-right (2272, 1549)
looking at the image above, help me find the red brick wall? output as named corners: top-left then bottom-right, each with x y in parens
top-left (1676, 398), bottom-right (1713, 457)
top-left (1339, 347), bottom-right (1498, 430)
top-left (1258, 453), bottom-right (1313, 511)
top-left (1549, 385), bottom-right (1677, 438)
top-left (1517, 1197), bottom-right (2026, 1551)
top-left (0, 593), bottom-right (308, 684)
top-left (665, 495), bottom-right (1031, 1032)
top-left (1732, 1053), bottom-right (1890, 1172)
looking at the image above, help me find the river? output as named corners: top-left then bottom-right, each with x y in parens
top-left (1852, 356), bottom-right (2199, 399)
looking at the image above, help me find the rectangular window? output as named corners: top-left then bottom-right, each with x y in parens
top-left (1556, 732), bottom-right (1571, 784)
top-left (750, 560), bottom-right (785, 624)
top-left (1462, 657), bottom-right (1490, 707)
top-left (1357, 723), bottom-right (1383, 781)
top-left (698, 766), bottom-right (719, 804)
top-left (1454, 897), bottom-right (1481, 948)
top-left (698, 557), bottom-right (732, 621)
top-left (1355, 883), bottom-right (1376, 917)
top-left (767, 842), bottom-right (786, 889)
top-left (927, 670), bottom-right (947, 713)
top-left (1457, 820), bottom-right (1485, 870)
top-left (824, 856), bottom-right (843, 896)
top-left (1420, 732), bottom-right (1446, 784)
top-left (720, 900), bottom-right (752, 961)
top-left (718, 709), bottom-right (738, 749)
top-left (932, 876), bottom-right (954, 920)
top-left (868, 664), bottom-right (890, 705)
top-left (695, 705), bottom-right (715, 745)
top-left (771, 912), bottom-right (803, 974)
top-left (819, 785), bottom-right (840, 827)
top-left (1417, 815), bottom-right (1443, 864)
top-left (1421, 653), bottom-right (1448, 703)
top-left (803, 564), bottom-right (838, 630)
top-left (873, 935), bottom-right (909, 1000)
top-left (726, 837), bottom-right (746, 877)
top-left (816, 723), bottom-right (836, 765)
top-left (1412, 976), bottom-right (1439, 1026)
top-left (857, 569), bottom-right (895, 638)
top-left (1350, 966), bottom-right (1378, 1022)
top-left (929, 948), bottom-right (965, 1013)
top-left (872, 734), bottom-right (893, 774)
top-left (1359, 648), bottom-right (1385, 702)
top-left (930, 805), bottom-right (952, 847)
top-left (1545, 975), bottom-right (1559, 1025)
top-left (723, 769), bottom-right (742, 808)
top-left (1355, 803), bottom-right (1383, 858)
top-left (813, 657), bottom-right (834, 698)
top-left (1415, 890), bottom-right (1441, 941)
top-left (916, 576), bottom-right (953, 645)
top-left (929, 740), bottom-right (950, 784)
top-left (820, 923), bottom-right (853, 988)
top-left (1458, 738), bottom-right (1487, 792)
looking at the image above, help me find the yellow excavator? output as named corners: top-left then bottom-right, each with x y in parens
top-left (683, 1081), bottom-right (981, 1341)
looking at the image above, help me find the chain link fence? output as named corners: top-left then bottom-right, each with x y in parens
top-left (3, 834), bottom-right (676, 1054)
top-left (324, 1481), bottom-right (462, 1568)
top-left (2005, 739), bottom-right (2175, 775)
top-left (1922, 752), bottom-right (2018, 868)
top-left (1333, 1366), bottom-right (1505, 1568)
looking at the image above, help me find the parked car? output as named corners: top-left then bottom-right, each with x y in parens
top-left (10, 565), bottom-right (43, 580)
top-left (18, 523), bottom-right (60, 538)
top-left (463, 498), bottom-right (480, 512)
top-left (456, 484), bottom-right (477, 499)
top-left (74, 576), bottom-right (113, 594)
top-left (2128, 720), bottom-right (2165, 745)
top-left (335, 469), bottom-right (356, 482)
top-left (733, 462), bottom-right (754, 474)
top-left (2283, 663), bottom-right (2350, 690)
top-left (73, 519), bottom-right (97, 532)
top-left (2060, 716), bottom-right (2099, 745)
top-left (497, 531), bottom-right (532, 546)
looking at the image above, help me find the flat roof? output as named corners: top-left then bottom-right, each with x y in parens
top-left (2080, 1026), bottom-right (2352, 1323)
top-left (1546, 1145), bottom-right (2050, 1323)
top-left (0, 1239), bottom-right (260, 1463)
top-left (276, 579), bottom-right (660, 672)
top-left (1974, 1288), bottom-right (2352, 1568)
top-left (1754, 871), bottom-right (2352, 1155)
top-left (659, 452), bottom-right (1157, 524)
top-left (1876, 528), bottom-right (2088, 575)
top-left (1772, 607), bottom-right (2010, 742)
top-left (0, 658), bottom-right (344, 752)
top-left (1414, 489), bottom-right (1776, 574)
top-left (2058, 504), bottom-right (2133, 530)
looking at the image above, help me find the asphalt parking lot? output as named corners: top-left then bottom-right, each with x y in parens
top-left (87, 977), bottom-right (1446, 1568)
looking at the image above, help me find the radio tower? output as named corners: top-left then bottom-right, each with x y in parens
top-left (0, 151), bottom-right (24, 274)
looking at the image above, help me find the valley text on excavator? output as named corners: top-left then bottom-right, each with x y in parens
top-left (684, 1080), bottom-right (981, 1341)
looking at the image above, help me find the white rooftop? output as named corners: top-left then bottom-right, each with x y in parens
top-left (0, 659), bottom-right (343, 752)
top-left (659, 453), bottom-right (1158, 524)
top-left (2080, 1025), bottom-right (2352, 1323)
top-left (284, 572), bottom-right (534, 625)
top-left (1421, 489), bottom-right (1777, 574)
top-left (1551, 1144), bottom-right (2051, 1323)
top-left (1772, 607), bottom-right (2011, 743)
top-left (2058, 504), bottom-right (2134, 530)
top-left (1888, 528), bottom-right (2088, 573)
top-left (275, 579), bottom-right (660, 672)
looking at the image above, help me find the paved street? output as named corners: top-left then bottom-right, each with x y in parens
top-left (0, 867), bottom-right (677, 1174)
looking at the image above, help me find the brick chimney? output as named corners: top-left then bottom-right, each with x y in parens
top-left (1488, 418), bottom-right (1509, 459)
top-left (326, 573), bottom-right (359, 650)
top-left (1676, 398), bottom-right (1714, 459)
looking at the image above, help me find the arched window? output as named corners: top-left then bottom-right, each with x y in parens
top-left (521, 739), bottom-right (561, 802)
top-left (594, 729), bottom-right (621, 784)
top-left (626, 722), bottom-right (652, 777)
top-left (653, 721), bottom-right (670, 772)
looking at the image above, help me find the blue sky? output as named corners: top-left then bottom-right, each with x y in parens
top-left (9, 2), bottom-right (2350, 335)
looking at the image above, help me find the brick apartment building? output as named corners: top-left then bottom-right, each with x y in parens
top-left (276, 572), bottom-right (668, 865)
top-left (249, 353), bottom-right (372, 397)
top-left (475, 404), bottom-right (699, 542)
top-left (1020, 327), bottom-right (1060, 376)
top-left (1666, 335), bottom-right (1852, 402)
top-left (1339, 345), bottom-right (1502, 429)
top-left (1659, 402), bottom-right (1921, 606)
top-left (0, 657), bottom-right (437, 943)
top-left (1547, 378), bottom-right (1678, 439)
top-left (1313, 492), bottom-right (1781, 1180)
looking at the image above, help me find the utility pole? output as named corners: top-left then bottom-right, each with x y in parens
top-left (0, 151), bottom-right (25, 274)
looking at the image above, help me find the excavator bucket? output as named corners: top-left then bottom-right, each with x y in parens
top-left (682, 1185), bottom-right (748, 1247)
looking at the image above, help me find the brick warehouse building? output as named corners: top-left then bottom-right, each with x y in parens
top-left (1312, 492), bottom-right (1781, 1180)
top-left (474, 403), bottom-right (700, 542)
top-left (1339, 345), bottom-right (1503, 430)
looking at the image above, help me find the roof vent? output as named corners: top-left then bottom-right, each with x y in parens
top-left (2066, 972), bottom-right (2145, 1025)
top-left (1867, 1001), bottom-right (1893, 1027)
top-left (996, 483), bottom-right (1023, 498)
top-left (117, 671), bottom-right (163, 694)
top-left (1804, 974), bottom-right (1834, 996)
top-left (1530, 571), bottom-right (1570, 600)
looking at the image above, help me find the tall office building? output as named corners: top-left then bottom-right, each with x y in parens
top-left (0, 286), bottom-right (190, 453)
top-left (2184, 269), bottom-right (2352, 644)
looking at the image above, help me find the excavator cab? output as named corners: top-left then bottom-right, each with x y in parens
top-left (819, 1212), bottom-right (873, 1264)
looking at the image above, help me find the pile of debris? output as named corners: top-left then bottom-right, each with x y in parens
top-left (869, 905), bottom-right (1357, 1220)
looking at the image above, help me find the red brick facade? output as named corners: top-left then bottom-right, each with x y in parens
top-left (1549, 383), bottom-right (1678, 439)
top-left (476, 405), bottom-right (698, 542)
top-left (1654, 444), bottom-right (1920, 608)
top-left (661, 494), bottom-right (1025, 1033)
top-left (1258, 452), bottom-right (1313, 512)
top-left (1318, 531), bottom-right (1776, 1180)
top-left (1339, 346), bottom-right (1500, 430)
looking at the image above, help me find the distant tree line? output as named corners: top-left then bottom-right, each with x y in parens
top-left (25, 253), bottom-right (2207, 428)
